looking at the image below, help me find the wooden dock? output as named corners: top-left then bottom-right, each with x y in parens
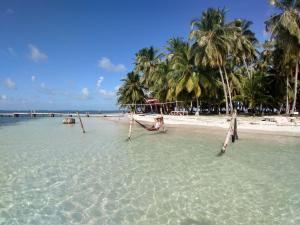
top-left (0, 112), bottom-right (124, 118)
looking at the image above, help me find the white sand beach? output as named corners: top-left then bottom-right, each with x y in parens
top-left (116, 114), bottom-right (300, 136)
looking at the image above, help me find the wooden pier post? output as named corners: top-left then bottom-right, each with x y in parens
top-left (127, 112), bottom-right (134, 140)
top-left (77, 112), bottom-right (86, 133)
top-left (221, 110), bottom-right (238, 153)
top-left (160, 107), bottom-right (166, 132)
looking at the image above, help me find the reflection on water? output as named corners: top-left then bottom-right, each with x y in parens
top-left (0, 118), bottom-right (300, 225)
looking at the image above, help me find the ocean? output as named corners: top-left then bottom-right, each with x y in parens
top-left (0, 117), bottom-right (300, 225)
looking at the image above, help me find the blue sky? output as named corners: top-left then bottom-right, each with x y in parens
top-left (0, 0), bottom-right (273, 110)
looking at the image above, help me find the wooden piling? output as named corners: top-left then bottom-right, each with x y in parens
top-left (160, 107), bottom-right (166, 132)
top-left (127, 112), bottom-right (134, 140)
top-left (221, 110), bottom-right (238, 153)
top-left (233, 117), bottom-right (238, 140)
top-left (77, 112), bottom-right (86, 133)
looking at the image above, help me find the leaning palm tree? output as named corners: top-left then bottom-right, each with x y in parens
top-left (190, 8), bottom-right (236, 114)
top-left (117, 72), bottom-right (145, 109)
top-left (266, 0), bottom-right (300, 114)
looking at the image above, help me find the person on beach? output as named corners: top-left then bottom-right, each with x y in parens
top-left (147, 116), bottom-right (163, 131)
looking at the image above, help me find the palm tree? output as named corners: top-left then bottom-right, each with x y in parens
top-left (135, 47), bottom-right (161, 89)
top-left (190, 8), bottom-right (236, 114)
top-left (266, 0), bottom-right (300, 114)
top-left (117, 72), bottom-right (145, 109)
top-left (233, 71), bottom-right (272, 115)
top-left (232, 19), bottom-right (257, 78)
top-left (148, 61), bottom-right (170, 101)
top-left (173, 44), bottom-right (201, 105)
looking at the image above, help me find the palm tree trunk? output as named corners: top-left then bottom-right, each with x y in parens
top-left (218, 65), bottom-right (229, 115)
top-left (286, 75), bottom-right (290, 115)
top-left (291, 62), bottom-right (299, 114)
top-left (223, 65), bottom-right (233, 113)
top-left (243, 55), bottom-right (251, 78)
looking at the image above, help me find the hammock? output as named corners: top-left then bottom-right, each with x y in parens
top-left (134, 120), bottom-right (160, 131)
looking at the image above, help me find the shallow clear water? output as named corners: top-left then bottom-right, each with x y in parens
top-left (0, 117), bottom-right (300, 225)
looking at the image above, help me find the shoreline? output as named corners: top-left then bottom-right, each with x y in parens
top-left (104, 113), bottom-right (300, 137)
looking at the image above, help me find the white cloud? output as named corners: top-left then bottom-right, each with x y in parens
top-left (114, 85), bottom-right (121, 92)
top-left (28, 44), bottom-right (48, 62)
top-left (98, 89), bottom-right (115, 97)
top-left (0, 94), bottom-right (7, 100)
top-left (4, 78), bottom-right (16, 89)
top-left (96, 76), bottom-right (104, 88)
top-left (98, 57), bottom-right (126, 72)
top-left (31, 75), bottom-right (36, 82)
top-left (81, 87), bottom-right (90, 99)
top-left (4, 9), bottom-right (14, 15)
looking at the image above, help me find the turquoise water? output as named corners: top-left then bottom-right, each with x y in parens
top-left (0, 117), bottom-right (300, 225)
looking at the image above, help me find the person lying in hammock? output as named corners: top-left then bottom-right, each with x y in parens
top-left (135, 116), bottom-right (164, 131)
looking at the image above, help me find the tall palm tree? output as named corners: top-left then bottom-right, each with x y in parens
top-left (117, 72), bottom-right (145, 109)
top-left (135, 47), bottom-right (161, 89)
top-left (190, 8), bottom-right (236, 114)
top-left (148, 61), bottom-right (170, 101)
top-left (172, 42), bottom-right (202, 103)
top-left (232, 19), bottom-right (257, 77)
top-left (266, 0), bottom-right (300, 114)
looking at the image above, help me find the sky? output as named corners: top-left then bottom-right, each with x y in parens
top-left (0, 0), bottom-right (273, 110)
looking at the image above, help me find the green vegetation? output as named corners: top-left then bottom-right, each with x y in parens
top-left (117, 1), bottom-right (300, 115)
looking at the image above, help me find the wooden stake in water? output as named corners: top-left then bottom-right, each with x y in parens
top-left (77, 112), bottom-right (86, 133)
top-left (160, 107), bottom-right (166, 132)
top-left (221, 110), bottom-right (237, 153)
top-left (127, 112), bottom-right (134, 140)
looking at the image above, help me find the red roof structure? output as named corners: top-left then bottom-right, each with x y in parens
top-left (146, 98), bottom-right (160, 105)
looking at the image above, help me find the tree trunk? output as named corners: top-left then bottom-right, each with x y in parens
top-left (243, 55), bottom-right (251, 78)
top-left (223, 65), bottom-right (233, 113)
top-left (286, 75), bottom-right (290, 115)
top-left (291, 62), bottom-right (299, 114)
top-left (218, 65), bottom-right (229, 115)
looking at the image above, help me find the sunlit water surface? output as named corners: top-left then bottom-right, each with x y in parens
top-left (0, 117), bottom-right (300, 225)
